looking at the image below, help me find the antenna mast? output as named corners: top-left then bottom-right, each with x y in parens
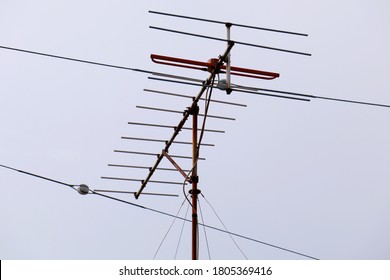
top-left (190, 103), bottom-right (200, 260)
top-left (115, 10), bottom-right (309, 259)
top-left (190, 20), bottom-right (232, 261)
top-left (226, 22), bottom-right (232, 94)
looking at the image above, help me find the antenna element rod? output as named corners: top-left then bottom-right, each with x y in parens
top-left (148, 10), bottom-right (309, 36)
top-left (149, 26), bottom-right (311, 56)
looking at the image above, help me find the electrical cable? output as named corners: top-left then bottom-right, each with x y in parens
top-left (153, 77), bottom-right (390, 109)
top-left (0, 163), bottom-right (319, 259)
top-left (201, 193), bottom-right (248, 260)
top-left (149, 76), bottom-right (311, 102)
top-left (0, 45), bottom-right (152, 73)
top-left (93, 190), bottom-right (319, 259)
top-left (0, 45), bottom-right (198, 83)
top-left (198, 75), bottom-right (215, 150)
top-left (0, 164), bottom-right (77, 190)
top-left (239, 85), bottom-right (390, 108)
top-left (182, 181), bottom-right (192, 207)
top-left (3, 45), bottom-right (390, 109)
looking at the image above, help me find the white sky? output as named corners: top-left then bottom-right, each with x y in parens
top-left (1, 0), bottom-right (390, 260)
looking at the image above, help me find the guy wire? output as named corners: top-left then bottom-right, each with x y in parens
top-left (0, 163), bottom-right (319, 260)
top-left (175, 200), bottom-right (191, 259)
top-left (198, 197), bottom-right (212, 260)
top-left (153, 196), bottom-right (188, 259)
top-left (201, 193), bottom-right (248, 260)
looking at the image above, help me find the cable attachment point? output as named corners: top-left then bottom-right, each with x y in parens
top-left (189, 189), bottom-right (201, 195)
top-left (77, 184), bottom-right (90, 195)
top-left (190, 175), bottom-right (199, 183)
top-left (188, 105), bottom-right (199, 115)
top-left (207, 58), bottom-right (222, 73)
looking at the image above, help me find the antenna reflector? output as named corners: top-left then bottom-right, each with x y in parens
top-left (151, 54), bottom-right (279, 80)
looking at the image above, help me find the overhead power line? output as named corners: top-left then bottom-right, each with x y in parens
top-left (0, 164), bottom-right (76, 189)
top-left (2, 45), bottom-right (390, 109)
top-left (0, 163), bottom-right (319, 260)
top-left (150, 77), bottom-right (390, 109)
top-left (93, 191), bottom-right (320, 260)
top-left (0, 45), bottom-right (148, 73)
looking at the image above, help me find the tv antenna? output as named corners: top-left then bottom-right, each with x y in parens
top-left (100, 10), bottom-right (313, 260)
top-left (2, 9), bottom-right (389, 260)
top-left (101, 10), bottom-right (390, 259)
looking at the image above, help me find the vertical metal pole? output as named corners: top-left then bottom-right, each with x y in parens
top-left (191, 104), bottom-right (199, 260)
top-left (226, 22), bottom-right (232, 94)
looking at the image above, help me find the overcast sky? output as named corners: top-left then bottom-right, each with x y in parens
top-left (1, 0), bottom-right (390, 260)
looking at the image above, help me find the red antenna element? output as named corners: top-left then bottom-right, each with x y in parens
top-left (151, 54), bottom-right (280, 80)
